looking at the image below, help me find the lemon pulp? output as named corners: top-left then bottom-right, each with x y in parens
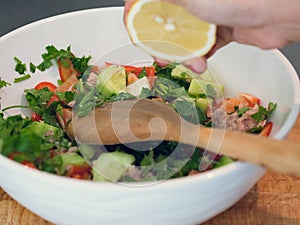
top-left (126, 0), bottom-right (216, 62)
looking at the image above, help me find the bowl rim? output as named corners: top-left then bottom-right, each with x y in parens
top-left (271, 50), bottom-right (300, 139)
top-left (0, 152), bottom-right (262, 189)
top-left (0, 6), bottom-right (125, 40)
top-left (0, 6), bottom-right (299, 188)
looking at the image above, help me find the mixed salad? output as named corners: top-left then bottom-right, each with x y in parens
top-left (0, 45), bottom-right (276, 182)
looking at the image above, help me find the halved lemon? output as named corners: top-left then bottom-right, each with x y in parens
top-left (126, 0), bottom-right (217, 62)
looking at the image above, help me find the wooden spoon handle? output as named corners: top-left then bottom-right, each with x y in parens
top-left (196, 127), bottom-right (300, 176)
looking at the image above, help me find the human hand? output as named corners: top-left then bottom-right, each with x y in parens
top-left (124, 0), bottom-right (300, 72)
top-left (163, 0), bottom-right (300, 49)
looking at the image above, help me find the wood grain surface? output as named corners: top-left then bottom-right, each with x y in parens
top-left (1, 115), bottom-right (300, 225)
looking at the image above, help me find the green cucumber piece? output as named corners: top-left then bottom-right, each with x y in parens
top-left (96, 65), bottom-right (126, 97)
top-left (92, 151), bottom-right (135, 182)
top-left (171, 64), bottom-right (214, 81)
top-left (188, 79), bottom-right (224, 97)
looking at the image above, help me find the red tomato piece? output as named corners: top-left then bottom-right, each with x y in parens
top-left (34, 81), bottom-right (57, 92)
top-left (31, 112), bottom-right (43, 121)
top-left (66, 164), bottom-right (91, 180)
top-left (143, 66), bottom-right (156, 76)
top-left (124, 65), bottom-right (156, 76)
top-left (8, 152), bottom-right (23, 160)
top-left (105, 62), bottom-right (156, 77)
top-left (58, 58), bottom-right (80, 82)
top-left (224, 96), bottom-right (251, 114)
top-left (240, 92), bottom-right (260, 106)
top-left (21, 161), bottom-right (37, 169)
top-left (46, 94), bottom-right (61, 108)
top-left (259, 122), bottom-right (273, 137)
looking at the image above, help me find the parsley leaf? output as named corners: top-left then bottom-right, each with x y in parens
top-left (137, 67), bottom-right (147, 78)
top-left (251, 102), bottom-right (277, 122)
top-left (205, 84), bottom-right (216, 97)
top-left (0, 78), bottom-right (11, 89)
top-left (14, 57), bottom-right (27, 75)
top-left (13, 45), bottom-right (91, 83)
top-left (71, 55), bottom-right (92, 73)
top-left (14, 74), bottom-right (31, 83)
top-left (237, 107), bottom-right (250, 117)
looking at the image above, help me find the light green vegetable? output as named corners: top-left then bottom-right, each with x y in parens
top-left (92, 151), bottom-right (135, 182)
top-left (96, 65), bottom-right (126, 97)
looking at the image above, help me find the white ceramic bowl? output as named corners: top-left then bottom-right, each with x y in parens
top-left (0, 7), bottom-right (299, 225)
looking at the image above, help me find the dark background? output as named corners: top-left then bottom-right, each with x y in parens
top-left (0, 0), bottom-right (299, 77)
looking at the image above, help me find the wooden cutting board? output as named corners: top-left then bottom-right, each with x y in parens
top-left (1, 115), bottom-right (300, 225)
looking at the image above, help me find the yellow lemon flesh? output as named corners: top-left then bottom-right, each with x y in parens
top-left (126, 0), bottom-right (216, 62)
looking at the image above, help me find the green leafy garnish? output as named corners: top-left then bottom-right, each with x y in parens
top-left (0, 113), bottom-right (73, 173)
top-left (137, 67), bottom-right (147, 78)
top-left (205, 84), bottom-right (216, 97)
top-left (14, 57), bottom-right (27, 75)
top-left (237, 107), bottom-right (250, 117)
top-left (14, 74), bottom-right (31, 83)
top-left (71, 55), bottom-right (92, 74)
top-left (13, 45), bottom-right (91, 83)
top-left (0, 78), bottom-right (11, 89)
top-left (251, 102), bottom-right (277, 122)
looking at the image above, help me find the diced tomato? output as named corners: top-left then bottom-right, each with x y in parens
top-left (224, 95), bottom-right (251, 114)
top-left (56, 74), bottom-right (79, 93)
top-left (31, 112), bottom-right (43, 121)
top-left (105, 62), bottom-right (156, 77)
top-left (259, 122), bottom-right (273, 137)
top-left (21, 161), bottom-right (37, 169)
top-left (240, 92), bottom-right (260, 107)
top-left (124, 65), bottom-right (156, 77)
top-left (8, 152), bottom-right (23, 160)
top-left (46, 94), bottom-right (61, 108)
top-left (188, 170), bottom-right (199, 176)
top-left (58, 58), bottom-right (80, 82)
top-left (8, 153), bottom-right (37, 169)
top-left (66, 164), bottom-right (91, 179)
top-left (34, 81), bottom-right (57, 92)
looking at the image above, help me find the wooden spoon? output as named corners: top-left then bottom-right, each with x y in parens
top-left (67, 99), bottom-right (300, 177)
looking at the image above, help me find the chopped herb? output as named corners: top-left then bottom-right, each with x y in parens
top-left (14, 74), bottom-right (31, 83)
top-left (37, 60), bottom-right (53, 72)
top-left (251, 102), bottom-right (276, 122)
top-left (237, 107), bottom-right (250, 117)
top-left (206, 84), bottom-right (216, 97)
top-left (248, 126), bottom-right (263, 133)
top-left (56, 91), bottom-right (75, 104)
top-left (0, 78), bottom-right (11, 89)
top-left (137, 67), bottom-right (147, 78)
top-left (13, 45), bottom-right (91, 83)
top-left (71, 55), bottom-right (91, 73)
top-left (172, 98), bottom-right (206, 124)
top-left (14, 57), bottom-right (27, 75)
top-left (30, 62), bottom-right (36, 73)
top-left (268, 102), bottom-right (277, 115)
